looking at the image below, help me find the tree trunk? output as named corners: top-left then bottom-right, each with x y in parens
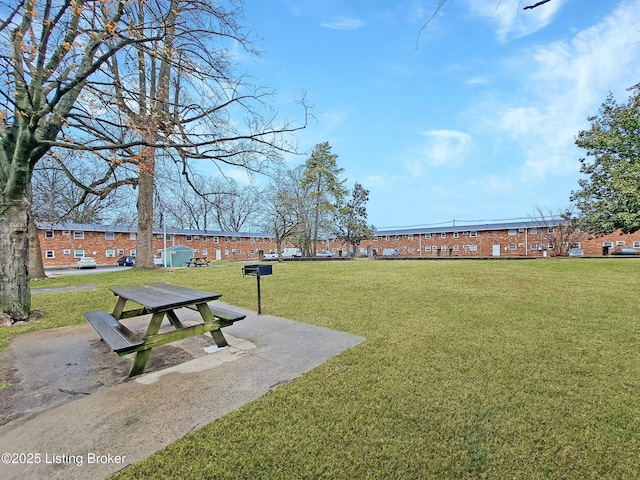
top-left (135, 143), bottom-right (157, 269)
top-left (0, 194), bottom-right (31, 322)
top-left (28, 215), bottom-right (47, 280)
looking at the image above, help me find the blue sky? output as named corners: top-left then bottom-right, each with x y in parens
top-left (228, 0), bottom-right (640, 229)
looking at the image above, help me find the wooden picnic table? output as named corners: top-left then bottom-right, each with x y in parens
top-left (85, 283), bottom-right (245, 377)
top-left (185, 257), bottom-right (210, 267)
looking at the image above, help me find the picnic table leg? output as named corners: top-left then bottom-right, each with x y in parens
top-left (129, 311), bottom-right (165, 377)
top-left (166, 310), bottom-right (185, 329)
top-left (196, 303), bottom-right (228, 347)
top-left (130, 348), bottom-right (152, 377)
top-left (112, 296), bottom-right (128, 319)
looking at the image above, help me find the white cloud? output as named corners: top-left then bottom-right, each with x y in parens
top-left (320, 16), bottom-right (364, 30)
top-left (477, 0), bottom-right (640, 183)
top-left (405, 129), bottom-right (473, 175)
top-left (466, 0), bottom-right (567, 41)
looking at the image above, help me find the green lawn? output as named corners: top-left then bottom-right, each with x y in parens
top-left (4, 259), bottom-right (640, 478)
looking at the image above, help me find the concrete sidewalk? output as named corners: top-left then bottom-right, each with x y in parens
top-left (0, 304), bottom-right (365, 480)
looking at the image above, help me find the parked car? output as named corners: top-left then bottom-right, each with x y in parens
top-left (281, 248), bottom-right (302, 258)
top-left (263, 251), bottom-right (278, 260)
top-left (117, 255), bottom-right (136, 266)
top-left (76, 257), bottom-right (97, 269)
top-left (153, 257), bottom-right (164, 267)
top-left (316, 250), bottom-right (333, 258)
top-left (611, 247), bottom-right (639, 255)
top-left (568, 248), bottom-right (584, 257)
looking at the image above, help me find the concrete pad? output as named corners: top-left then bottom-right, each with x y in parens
top-left (0, 303), bottom-right (365, 480)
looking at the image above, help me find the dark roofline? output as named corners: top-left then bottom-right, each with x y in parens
top-left (35, 221), bottom-right (275, 239)
top-left (373, 219), bottom-right (568, 236)
top-left (37, 218), bottom-right (569, 240)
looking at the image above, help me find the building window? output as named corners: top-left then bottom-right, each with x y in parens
top-left (63, 249), bottom-right (71, 255)
top-left (408, 246), bottom-right (414, 252)
top-left (548, 243), bottom-right (554, 250)
top-left (440, 233), bottom-right (446, 238)
top-left (74, 250), bottom-right (85, 258)
top-left (186, 235), bottom-right (193, 242)
top-left (73, 231), bottom-right (84, 239)
top-left (530, 243), bottom-right (538, 250)
top-left (463, 245), bottom-right (478, 252)
top-left (530, 228), bottom-right (537, 234)
top-left (548, 227), bottom-right (555, 234)
top-left (214, 237), bottom-right (219, 243)
top-left (395, 235), bottom-right (400, 240)
top-left (408, 234), bottom-right (413, 240)
top-left (470, 231), bottom-right (477, 237)
top-left (105, 232), bottom-right (115, 240)
top-left (425, 233), bottom-right (432, 239)
top-left (508, 244), bottom-right (517, 250)
top-left (202, 249), bottom-right (208, 256)
top-left (440, 246), bottom-right (447, 251)
top-left (453, 232), bottom-right (459, 238)
top-left (425, 246), bottom-right (432, 252)
top-left (130, 232), bottom-right (136, 240)
top-left (453, 245), bottom-right (459, 251)
top-left (616, 241), bottom-right (625, 246)
top-left (105, 250), bottom-right (115, 258)
top-left (602, 241), bottom-right (613, 248)
top-left (508, 229), bottom-right (517, 236)
top-left (45, 230), bottom-right (54, 239)
top-left (130, 250), bottom-right (136, 256)
top-left (117, 249), bottom-right (125, 255)
top-left (202, 236), bottom-right (208, 242)
top-left (45, 250), bottom-right (55, 258)
top-left (634, 241), bottom-right (640, 248)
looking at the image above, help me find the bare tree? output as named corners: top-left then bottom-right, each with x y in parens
top-left (67, 0), bottom-right (307, 268)
top-left (0, 1), bottom-right (306, 321)
top-left (32, 152), bottom-right (134, 225)
top-left (159, 175), bottom-right (260, 232)
top-left (259, 166), bottom-right (310, 261)
top-left (0, 0), bottom-right (149, 321)
top-left (530, 206), bottom-right (580, 257)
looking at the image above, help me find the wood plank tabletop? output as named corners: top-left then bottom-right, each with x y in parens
top-left (110, 283), bottom-right (222, 311)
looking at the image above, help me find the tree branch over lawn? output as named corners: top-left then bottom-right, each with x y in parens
top-left (417, 0), bottom-right (556, 49)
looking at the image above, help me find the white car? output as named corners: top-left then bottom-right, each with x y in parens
top-left (76, 257), bottom-right (97, 269)
top-left (263, 251), bottom-right (278, 260)
top-left (316, 250), bottom-right (333, 257)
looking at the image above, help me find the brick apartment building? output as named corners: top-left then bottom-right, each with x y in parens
top-left (356, 220), bottom-right (640, 258)
top-left (37, 222), bottom-right (279, 267)
top-left (37, 220), bottom-right (640, 268)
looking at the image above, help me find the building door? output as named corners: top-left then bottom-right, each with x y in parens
top-left (492, 244), bottom-right (501, 257)
top-left (216, 249), bottom-right (222, 260)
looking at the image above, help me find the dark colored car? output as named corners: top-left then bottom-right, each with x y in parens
top-left (611, 248), bottom-right (639, 256)
top-left (117, 255), bottom-right (136, 266)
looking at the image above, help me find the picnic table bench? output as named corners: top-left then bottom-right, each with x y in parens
top-left (84, 283), bottom-right (246, 377)
top-left (186, 257), bottom-right (210, 267)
